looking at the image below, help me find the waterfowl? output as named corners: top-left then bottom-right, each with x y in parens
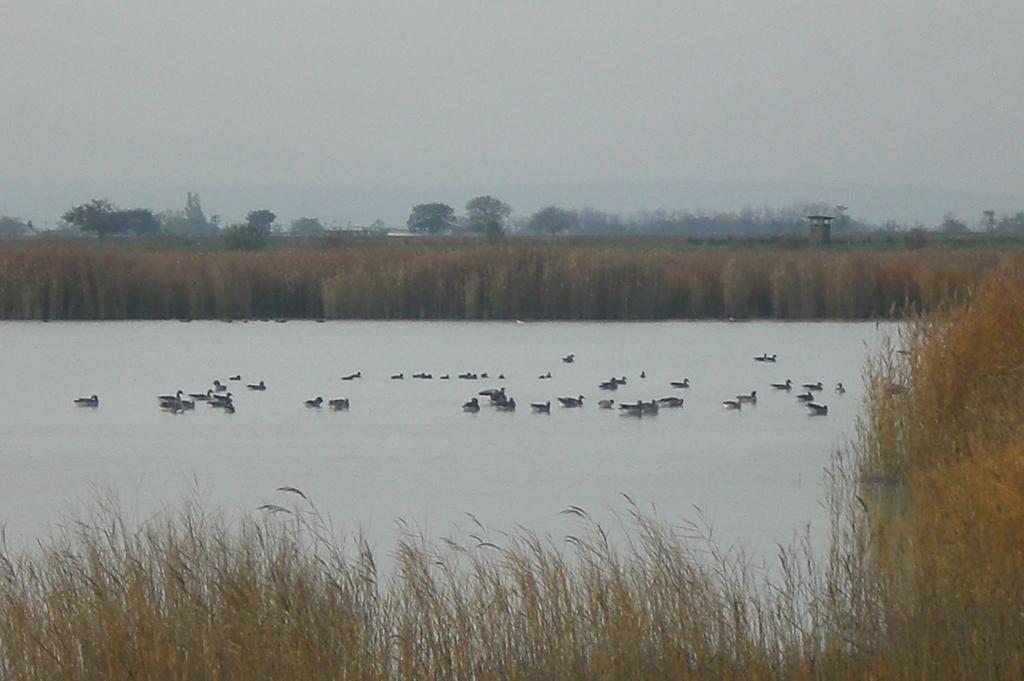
top-left (599, 380), bottom-right (618, 391)
top-left (189, 390), bottom-right (213, 401)
top-left (612, 376), bottom-right (627, 385)
top-left (391, 373), bottom-right (404, 380)
top-left (835, 382), bottom-right (846, 394)
top-left (247, 380), bottom-right (266, 391)
top-left (439, 374), bottom-right (450, 380)
top-left (341, 372), bottom-right (362, 381)
top-left (531, 401), bottom-right (551, 414)
top-left (619, 403), bottom-right (644, 417)
top-left (413, 372), bottom-right (432, 379)
top-left (801, 381), bottom-right (824, 391)
top-left (640, 371), bottom-right (646, 378)
top-left (538, 372), bottom-right (552, 379)
top-left (658, 396), bottom-right (684, 408)
top-left (770, 379), bottom-right (793, 391)
top-left (498, 374), bottom-right (505, 379)
top-left (641, 400), bottom-right (659, 415)
top-left (562, 354), bottom-right (575, 364)
top-left (558, 395), bottom-right (585, 408)
top-left (669, 379), bottom-right (690, 389)
top-left (764, 354), bottom-right (777, 362)
top-left (736, 390), bottom-right (757, 404)
top-left (495, 398), bottom-right (517, 412)
top-left (157, 390), bottom-right (184, 405)
top-left (210, 393), bottom-right (234, 407)
top-left (796, 392), bottom-right (815, 402)
top-left (304, 396), bottom-right (324, 408)
top-left (598, 399), bottom-right (615, 409)
top-left (74, 394), bottom-right (99, 407)
top-left (463, 397), bottom-right (480, 412)
top-left (179, 399), bottom-right (195, 410)
top-left (478, 387), bottom-right (504, 397)
top-left (458, 372), bottom-right (478, 380)
top-left (329, 398), bottom-right (350, 410)
top-left (722, 399), bottom-right (742, 410)
top-left (229, 374), bottom-right (241, 381)
top-left (223, 402), bottom-right (236, 414)
top-left (806, 402), bottom-right (829, 416)
top-left (212, 380), bottom-right (227, 393)
top-left (480, 372), bottom-right (489, 379)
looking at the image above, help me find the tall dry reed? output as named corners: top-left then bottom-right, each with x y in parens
top-left (0, 241), bottom-right (1009, 319)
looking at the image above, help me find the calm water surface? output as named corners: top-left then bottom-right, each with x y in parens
top-left (0, 320), bottom-right (885, 559)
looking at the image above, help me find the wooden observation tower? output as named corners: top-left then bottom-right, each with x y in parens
top-left (807, 215), bottom-right (834, 245)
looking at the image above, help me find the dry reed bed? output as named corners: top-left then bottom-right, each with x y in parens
top-left (0, 242), bottom-right (1010, 319)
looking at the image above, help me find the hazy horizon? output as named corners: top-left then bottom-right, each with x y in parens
top-left (2, 1), bottom-right (1022, 224)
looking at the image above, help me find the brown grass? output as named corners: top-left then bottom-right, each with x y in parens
top-left (0, 241), bottom-right (1011, 319)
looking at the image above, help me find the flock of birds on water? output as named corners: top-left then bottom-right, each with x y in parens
top-left (73, 352), bottom-right (845, 418)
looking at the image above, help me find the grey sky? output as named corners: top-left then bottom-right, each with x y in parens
top-left (2, 1), bottom-right (1022, 199)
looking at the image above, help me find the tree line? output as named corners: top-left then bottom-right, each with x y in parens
top-left (3, 193), bottom-right (1024, 245)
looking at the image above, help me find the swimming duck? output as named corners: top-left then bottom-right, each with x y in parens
top-left (538, 372), bottom-right (552, 379)
top-left (599, 380), bottom-right (618, 391)
top-left (530, 401), bottom-right (551, 414)
top-left (558, 395), bottom-right (585, 408)
top-left (329, 398), bottom-right (350, 410)
top-left (229, 374), bottom-right (241, 381)
top-left (722, 399), bottom-right (742, 410)
top-left (806, 403), bottom-right (829, 416)
top-left (770, 379), bottom-right (793, 391)
top-left (658, 396), bottom-right (684, 408)
top-left (495, 398), bottom-right (517, 412)
top-left (247, 380), bottom-right (266, 391)
top-left (74, 394), bottom-right (99, 407)
top-left (463, 397), bottom-right (480, 412)
top-left (835, 382), bottom-right (846, 394)
top-left (598, 399), bottom-right (615, 409)
top-left (801, 381), bottom-right (824, 391)
top-left (304, 396), bottom-right (324, 408)
top-left (796, 392), bottom-right (815, 402)
top-left (212, 380), bottom-right (227, 393)
top-left (391, 373), bottom-right (404, 380)
top-left (737, 390), bottom-right (757, 404)
top-left (189, 390), bottom-right (213, 401)
top-left (669, 379), bottom-right (690, 389)
top-left (157, 390), bottom-right (184, 406)
top-left (562, 354), bottom-right (575, 364)
top-left (341, 372), bottom-right (362, 381)
top-left (439, 374), bottom-right (450, 380)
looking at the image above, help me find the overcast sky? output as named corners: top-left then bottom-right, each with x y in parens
top-left (2, 1), bottom-right (1022, 197)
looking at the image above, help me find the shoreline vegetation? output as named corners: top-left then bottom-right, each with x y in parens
top-left (0, 264), bottom-right (1022, 678)
top-left (0, 240), bottom-right (1017, 321)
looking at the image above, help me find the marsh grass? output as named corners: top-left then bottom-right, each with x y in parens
top-left (0, 241), bottom-right (1010, 319)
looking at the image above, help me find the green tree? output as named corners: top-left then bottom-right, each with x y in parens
top-left (115, 208), bottom-right (160, 236)
top-left (289, 217), bottom-right (325, 236)
top-left (465, 195), bottom-right (512, 233)
top-left (245, 209), bottom-right (277, 238)
top-left (528, 206), bottom-right (577, 235)
top-left (62, 199), bottom-right (120, 239)
top-left (407, 203), bottom-right (455, 234)
top-left (159, 193), bottom-right (219, 237)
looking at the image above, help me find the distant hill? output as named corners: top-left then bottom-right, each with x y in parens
top-left (2, 178), bottom-right (1020, 230)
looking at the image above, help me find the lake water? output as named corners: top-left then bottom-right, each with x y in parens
top-left (0, 320), bottom-right (884, 560)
